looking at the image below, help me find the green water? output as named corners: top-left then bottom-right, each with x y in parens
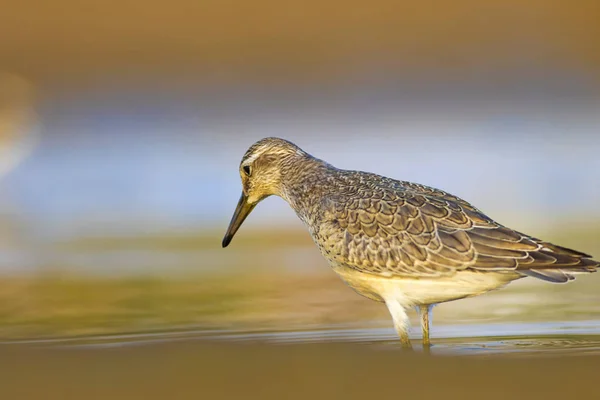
top-left (1, 227), bottom-right (599, 356)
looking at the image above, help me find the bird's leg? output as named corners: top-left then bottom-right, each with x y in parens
top-left (418, 304), bottom-right (433, 351)
top-left (384, 299), bottom-right (412, 349)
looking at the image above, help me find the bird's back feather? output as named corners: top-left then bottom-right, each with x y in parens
top-left (314, 170), bottom-right (598, 283)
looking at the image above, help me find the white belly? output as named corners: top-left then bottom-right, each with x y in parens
top-left (332, 265), bottom-right (520, 307)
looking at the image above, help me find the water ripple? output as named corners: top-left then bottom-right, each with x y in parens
top-left (5, 320), bottom-right (600, 356)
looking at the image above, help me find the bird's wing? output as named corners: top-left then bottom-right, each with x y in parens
top-left (328, 185), bottom-right (598, 281)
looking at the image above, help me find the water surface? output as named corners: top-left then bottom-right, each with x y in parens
top-left (8, 320), bottom-right (600, 357)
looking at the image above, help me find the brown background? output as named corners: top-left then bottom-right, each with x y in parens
top-left (3, 0), bottom-right (599, 87)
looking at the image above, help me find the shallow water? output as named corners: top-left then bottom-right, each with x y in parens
top-left (8, 320), bottom-right (600, 357)
top-left (1, 222), bottom-right (599, 357)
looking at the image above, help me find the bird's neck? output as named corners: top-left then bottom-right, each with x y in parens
top-left (278, 155), bottom-right (337, 224)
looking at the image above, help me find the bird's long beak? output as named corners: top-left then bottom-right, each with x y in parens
top-left (222, 193), bottom-right (256, 248)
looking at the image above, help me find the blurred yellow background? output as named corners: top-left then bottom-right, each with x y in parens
top-left (3, 0), bottom-right (600, 83)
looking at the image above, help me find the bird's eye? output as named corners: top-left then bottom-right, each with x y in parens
top-left (243, 165), bottom-right (251, 176)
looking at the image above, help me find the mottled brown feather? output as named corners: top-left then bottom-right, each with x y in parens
top-left (319, 170), bottom-right (599, 281)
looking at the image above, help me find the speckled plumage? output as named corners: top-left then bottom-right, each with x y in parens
top-left (223, 137), bottom-right (599, 348)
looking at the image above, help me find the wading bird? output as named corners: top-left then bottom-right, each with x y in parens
top-left (222, 138), bottom-right (598, 349)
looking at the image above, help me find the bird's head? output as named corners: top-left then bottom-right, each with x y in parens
top-left (222, 137), bottom-right (306, 247)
